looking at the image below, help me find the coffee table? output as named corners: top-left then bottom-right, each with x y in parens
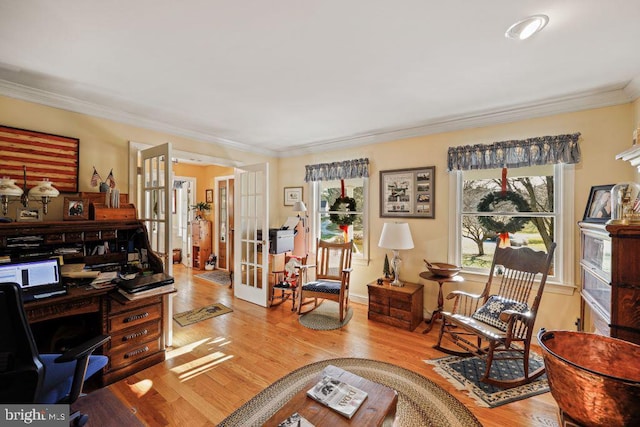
top-left (263, 365), bottom-right (398, 426)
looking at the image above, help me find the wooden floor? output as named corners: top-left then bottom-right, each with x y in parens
top-left (107, 264), bottom-right (560, 427)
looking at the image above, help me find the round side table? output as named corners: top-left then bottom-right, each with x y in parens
top-left (419, 271), bottom-right (464, 333)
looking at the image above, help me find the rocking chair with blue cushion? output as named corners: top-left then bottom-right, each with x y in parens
top-left (434, 243), bottom-right (556, 388)
top-left (298, 239), bottom-right (353, 322)
top-left (0, 282), bottom-right (110, 426)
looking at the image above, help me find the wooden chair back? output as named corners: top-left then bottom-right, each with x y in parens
top-left (314, 239), bottom-right (353, 282)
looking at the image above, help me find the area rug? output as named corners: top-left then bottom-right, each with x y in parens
top-left (196, 269), bottom-right (231, 286)
top-left (425, 351), bottom-right (549, 408)
top-left (173, 303), bottom-right (232, 326)
top-left (298, 301), bottom-right (353, 330)
top-left (218, 358), bottom-right (481, 427)
top-left (73, 387), bottom-right (143, 427)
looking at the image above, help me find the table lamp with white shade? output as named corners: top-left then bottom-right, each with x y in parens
top-left (378, 222), bottom-right (414, 286)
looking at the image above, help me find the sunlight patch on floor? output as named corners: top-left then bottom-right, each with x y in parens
top-left (126, 379), bottom-right (154, 398)
top-left (166, 337), bottom-right (220, 360)
top-left (170, 351), bottom-right (234, 381)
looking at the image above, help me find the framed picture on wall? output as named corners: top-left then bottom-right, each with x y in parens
top-left (380, 166), bottom-right (435, 218)
top-left (284, 187), bottom-right (303, 206)
top-left (205, 188), bottom-right (214, 203)
top-left (583, 184), bottom-right (614, 223)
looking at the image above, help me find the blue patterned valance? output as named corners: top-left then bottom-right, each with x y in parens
top-left (447, 133), bottom-right (581, 171)
top-left (305, 158), bottom-right (369, 182)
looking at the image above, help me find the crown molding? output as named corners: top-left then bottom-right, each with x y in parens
top-left (1, 78), bottom-right (636, 159)
top-left (0, 79), bottom-right (278, 158)
top-left (280, 83), bottom-right (636, 157)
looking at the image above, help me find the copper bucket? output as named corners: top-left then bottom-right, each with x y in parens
top-left (537, 330), bottom-right (640, 427)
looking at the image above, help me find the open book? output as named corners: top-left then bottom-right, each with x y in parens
top-left (306, 375), bottom-right (367, 419)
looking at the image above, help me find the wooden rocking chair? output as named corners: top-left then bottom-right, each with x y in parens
top-left (298, 239), bottom-right (353, 322)
top-left (434, 242), bottom-right (556, 388)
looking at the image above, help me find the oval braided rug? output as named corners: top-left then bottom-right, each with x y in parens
top-left (218, 358), bottom-right (481, 427)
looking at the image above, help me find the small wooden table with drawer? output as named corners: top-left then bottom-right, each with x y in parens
top-left (367, 280), bottom-right (423, 331)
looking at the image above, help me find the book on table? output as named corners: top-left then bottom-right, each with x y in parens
top-left (277, 412), bottom-right (314, 427)
top-left (306, 375), bottom-right (368, 419)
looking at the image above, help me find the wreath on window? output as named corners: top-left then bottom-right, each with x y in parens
top-left (329, 196), bottom-right (357, 226)
top-left (477, 191), bottom-right (530, 233)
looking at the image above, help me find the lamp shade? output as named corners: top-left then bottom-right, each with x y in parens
top-left (292, 200), bottom-right (307, 212)
top-left (28, 179), bottom-right (59, 198)
top-left (378, 222), bottom-right (414, 250)
top-left (0, 177), bottom-right (24, 197)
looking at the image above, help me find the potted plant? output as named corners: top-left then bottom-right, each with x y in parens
top-left (191, 201), bottom-right (211, 219)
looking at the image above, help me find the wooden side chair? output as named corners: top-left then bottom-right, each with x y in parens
top-left (298, 239), bottom-right (353, 322)
top-left (434, 242), bottom-right (556, 388)
top-left (271, 254), bottom-right (307, 311)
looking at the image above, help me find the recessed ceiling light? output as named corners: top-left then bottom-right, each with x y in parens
top-left (505, 14), bottom-right (549, 40)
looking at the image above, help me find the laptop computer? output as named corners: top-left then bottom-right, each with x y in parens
top-left (0, 258), bottom-right (67, 302)
top-left (117, 272), bottom-right (174, 294)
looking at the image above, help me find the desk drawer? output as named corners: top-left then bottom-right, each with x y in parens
top-left (369, 292), bottom-right (388, 305)
top-left (108, 319), bottom-right (161, 352)
top-left (369, 301), bottom-right (389, 316)
top-left (109, 337), bottom-right (162, 370)
top-left (84, 230), bottom-right (101, 241)
top-left (390, 307), bottom-right (412, 322)
top-left (108, 303), bottom-right (162, 333)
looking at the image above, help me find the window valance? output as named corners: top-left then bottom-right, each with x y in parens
top-left (304, 158), bottom-right (369, 182)
top-left (447, 133), bottom-right (581, 171)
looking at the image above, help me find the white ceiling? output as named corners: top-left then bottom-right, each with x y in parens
top-left (1, 1), bottom-right (640, 157)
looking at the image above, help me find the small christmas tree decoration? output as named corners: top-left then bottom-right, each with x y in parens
top-left (383, 254), bottom-right (391, 279)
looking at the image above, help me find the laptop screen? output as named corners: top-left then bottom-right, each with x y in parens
top-left (0, 258), bottom-right (66, 300)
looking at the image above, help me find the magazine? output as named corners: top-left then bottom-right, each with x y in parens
top-left (277, 412), bottom-right (314, 427)
top-left (306, 375), bottom-right (368, 419)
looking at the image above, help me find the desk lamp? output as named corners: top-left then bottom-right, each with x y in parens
top-left (378, 222), bottom-right (414, 286)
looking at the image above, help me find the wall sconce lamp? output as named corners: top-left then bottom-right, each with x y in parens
top-left (378, 222), bottom-right (414, 287)
top-left (0, 166), bottom-right (60, 216)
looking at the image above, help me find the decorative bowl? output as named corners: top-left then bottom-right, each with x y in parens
top-left (426, 262), bottom-right (461, 277)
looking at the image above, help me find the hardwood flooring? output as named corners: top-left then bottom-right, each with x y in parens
top-left (107, 264), bottom-right (560, 426)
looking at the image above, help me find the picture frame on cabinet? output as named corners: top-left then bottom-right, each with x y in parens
top-left (63, 197), bottom-right (89, 220)
top-left (583, 184), bottom-right (614, 223)
top-left (16, 207), bottom-right (43, 222)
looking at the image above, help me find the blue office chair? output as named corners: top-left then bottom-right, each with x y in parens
top-left (0, 282), bottom-right (110, 426)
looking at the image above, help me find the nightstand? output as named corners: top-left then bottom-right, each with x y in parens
top-left (367, 280), bottom-right (424, 331)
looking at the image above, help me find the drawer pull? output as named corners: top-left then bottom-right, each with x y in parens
top-left (123, 329), bottom-right (148, 341)
top-left (124, 312), bottom-right (149, 323)
top-left (125, 346), bottom-right (149, 359)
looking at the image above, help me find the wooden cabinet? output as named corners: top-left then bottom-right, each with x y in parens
top-left (579, 222), bottom-right (640, 344)
top-left (367, 280), bottom-right (424, 331)
top-left (192, 220), bottom-right (211, 270)
top-left (103, 293), bottom-right (166, 385)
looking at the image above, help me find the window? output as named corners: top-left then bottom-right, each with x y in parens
top-left (452, 164), bottom-right (571, 283)
top-left (312, 178), bottom-right (369, 261)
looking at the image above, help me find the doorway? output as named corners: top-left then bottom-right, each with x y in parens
top-left (215, 176), bottom-right (234, 273)
top-left (172, 176), bottom-right (195, 268)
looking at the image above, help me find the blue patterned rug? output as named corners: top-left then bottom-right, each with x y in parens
top-left (425, 351), bottom-right (549, 407)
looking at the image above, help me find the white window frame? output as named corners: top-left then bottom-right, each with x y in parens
top-left (448, 164), bottom-right (575, 294)
top-left (309, 178), bottom-right (370, 264)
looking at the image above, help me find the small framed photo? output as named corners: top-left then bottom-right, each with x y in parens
top-left (284, 187), bottom-right (303, 206)
top-left (583, 184), bottom-right (614, 223)
top-left (380, 166), bottom-right (435, 218)
top-left (63, 197), bottom-right (89, 220)
top-left (205, 188), bottom-right (214, 203)
top-left (17, 207), bottom-right (43, 222)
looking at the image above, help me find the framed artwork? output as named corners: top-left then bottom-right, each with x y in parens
top-left (583, 184), bottom-right (614, 223)
top-left (0, 125), bottom-right (80, 193)
top-left (16, 207), bottom-right (43, 222)
top-left (205, 188), bottom-right (214, 203)
top-left (63, 197), bottom-right (89, 220)
top-left (380, 166), bottom-right (435, 218)
top-left (284, 187), bottom-right (303, 206)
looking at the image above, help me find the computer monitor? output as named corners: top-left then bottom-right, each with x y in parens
top-left (0, 258), bottom-right (66, 301)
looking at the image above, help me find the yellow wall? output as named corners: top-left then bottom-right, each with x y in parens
top-left (278, 103), bottom-right (637, 331)
top-left (2, 93), bottom-right (638, 332)
top-left (172, 162), bottom-right (233, 222)
top-left (0, 95), bottom-right (275, 221)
